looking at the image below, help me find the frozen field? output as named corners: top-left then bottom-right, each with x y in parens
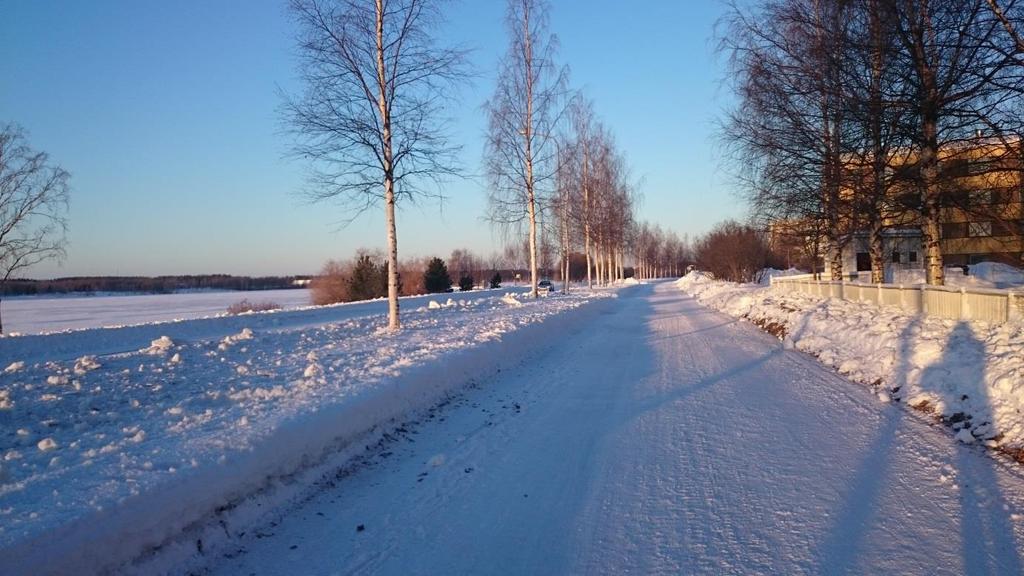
top-left (2, 289), bottom-right (314, 335)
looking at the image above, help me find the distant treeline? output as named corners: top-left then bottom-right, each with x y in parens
top-left (2, 275), bottom-right (313, 297)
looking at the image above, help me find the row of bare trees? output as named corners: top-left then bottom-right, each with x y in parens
top-left (288, 0), bottom-right (694, 330)
top-left (549, 98), bottom-right (636, 289)
top-left (485, 0), bottom-right (693, 292)
top-left (631, 222), bottom-right (692, 281)
top-left (722, 0), bottom-right (1024, 286)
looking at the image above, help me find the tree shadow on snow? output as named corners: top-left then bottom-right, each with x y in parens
top-left (817, 319), bottom-right (1023, 574)
top-left (814, 316), bottom-right (918, 573)
top-left (919, 322), bottom-right (1023, 575)
top-left (786, 299), bottom-right (831, 344)
top-left (645, 319), bottom-right (739, 343)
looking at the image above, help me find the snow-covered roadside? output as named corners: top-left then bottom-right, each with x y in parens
top-left (0, 290), bottom-right (615, 575)
top-left (676, 272), bottom-right (1024, 454)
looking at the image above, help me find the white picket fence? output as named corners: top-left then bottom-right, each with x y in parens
top-left (770, 274), bottom-right (1024, 324)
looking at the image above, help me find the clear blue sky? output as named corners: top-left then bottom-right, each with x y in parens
top-left (1, 0), bottom-right (744, 278)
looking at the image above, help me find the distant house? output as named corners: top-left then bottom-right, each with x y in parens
top-left (834, 228), bottom-right (922, 283)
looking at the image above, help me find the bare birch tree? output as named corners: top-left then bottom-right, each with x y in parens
top-left (721, 0), bottom-right (856, 281)
top-left (285, 0), bottom-right (467, 329)
top-left (553, 137), bottom-right (576, 291)
top-left (842, 0), bottom-right (912, 283)
top-left (893, 0), bottom-right (1020, 285)
top-left (987, 0), bottom-right (1024, 51)
top-left (484, 0), bottom-right (568, 298)
top-left (557, 96), bottom-right (599, 289)
top-left (0, 124), bottom-right (70, 334)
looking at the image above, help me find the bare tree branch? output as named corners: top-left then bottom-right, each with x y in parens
top-left (0, 124), bottom-right (70, 333)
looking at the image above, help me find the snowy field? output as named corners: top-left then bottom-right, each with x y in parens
top-left (677, 272), bottom-right (1024, 453)
top-left (0, 288), bottom-right (532, 368)
top-left (0, 288), bottom-right (614, 575)
top-left (2, 288), bottom-right (313, 335)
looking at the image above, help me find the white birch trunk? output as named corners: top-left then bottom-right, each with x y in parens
top-left (376, 0), bottom-right (400, 330)
top-left (522, 1), bottom-right (539, 298)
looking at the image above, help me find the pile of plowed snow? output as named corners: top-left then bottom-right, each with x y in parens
top-left (676, 271), bottom-right (1024, 453)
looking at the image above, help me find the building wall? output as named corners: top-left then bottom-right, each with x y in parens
top-left (853, 140), bottom-right (1024, 269)
top-left (828, 234), bottom-right (924, 282)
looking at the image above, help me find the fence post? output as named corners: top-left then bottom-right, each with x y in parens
top-left (921, 285), bottom-right (928, 315)
top-left (1009, 291), bottom-right (1018, 322)
top-left (960, 287), bottom-right (967, 320)
top-left (877, 283), bottom-right (883, 305)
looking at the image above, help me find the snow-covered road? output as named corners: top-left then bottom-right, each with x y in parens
top-left (199, 281), bottom-right (1024, 575)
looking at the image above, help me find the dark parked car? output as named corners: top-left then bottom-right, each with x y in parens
top-left (537, 279), bottom-right (555, 293)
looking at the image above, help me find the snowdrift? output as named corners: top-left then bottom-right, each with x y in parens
top-left (970, 261), bottom-right (1024, 287)
top-left (757, 267), bottom-right (805, 285)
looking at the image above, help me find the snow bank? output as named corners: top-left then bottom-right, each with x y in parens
top-left (889, 262), bottom-right (1024, 289)
top-left (677, 271), bottom-right (1024, 453)
top-left (0, 290), bottom-right (614, 575)
top-left (757, 267), bottom-right (805, 285)
top-left (970, 262), bottom-right (1024, 287)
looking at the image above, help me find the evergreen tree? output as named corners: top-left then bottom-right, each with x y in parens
top-left (459, 275), bottom-right (474, 291)
top-left (489, 272), bottom-right (502, 289)
top-left (423, 257), bottom-right (452, 293)
top-left (348, 255), bottom-right (385, 301)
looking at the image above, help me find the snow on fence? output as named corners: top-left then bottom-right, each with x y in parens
top-left (770, 274), bottom-right (1024, 324)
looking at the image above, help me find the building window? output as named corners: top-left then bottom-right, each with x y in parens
top-left (942, 222), bottom-right (967, 239)
top-left (968, 159), bottom-right (993, 176)
top-left (909, 251), bottom-right (918, 263)
top-left (856, 253), bottom-right (872, 272)
top-left (969, 190), bottom-right (992, 206)
top-left (892, 251), bottom-right (901, 263)
top-left (969, 221), bottom-right (993, 237)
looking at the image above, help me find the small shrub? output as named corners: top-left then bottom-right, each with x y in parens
top-left (489, 272), bottom-right (502, 288)
top-left (399, 258), bottom-right (426, 296)
top-left (227, 299), bottom-right (282, 315)
top-left (694, 220), bottom-right (778, 283)
top-left (310, 260), bottom-right (350, 305)
top-left (423, 257), bottom-right (452, 293)
top-left (458, 275), bottom-right (474, 291)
